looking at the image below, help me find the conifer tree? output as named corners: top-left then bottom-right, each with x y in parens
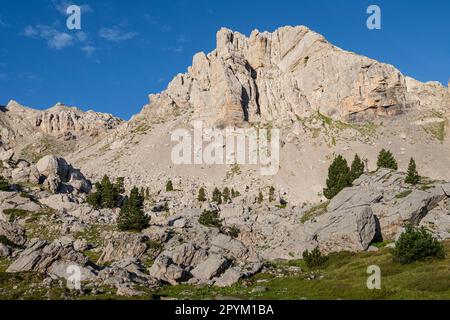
top-left (349, 154), bottom-right (365, 183)
top-left (114, 177), bottom-right (125, 194)
top-left (117, 187), bottom-right (149, 231)
top-left (223, 187), bottom-right (231, 203)
top-left (145, 187), bottom-right (150, 200)
top-left (405, 158), bottom-right (420, 185)
top-left (269, 186), bottom-right (275, 202)
top-left (257, 191), bottom-right (264, 204)
top-left (166, 180), bottom-right (174, 192)
top-left (197, 187), bottom-right (207, 202)
top-left (323, 155), bottom-right (351, 199)
top-left (100, 175), bottom-right (117, 208)
top-left (377, 149), bottom-right (398, 170)
top-left (212, 187), bottom-right (222, 204)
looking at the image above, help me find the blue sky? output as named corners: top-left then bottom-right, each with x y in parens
top-left (0, 0), bottom-right (449, 120)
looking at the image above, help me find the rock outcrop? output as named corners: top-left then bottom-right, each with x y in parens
top-left (140, 26), bottom-right (449, 127)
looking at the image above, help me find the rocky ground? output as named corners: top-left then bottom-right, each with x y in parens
top-left (0, 148), bottom-right (449, 299)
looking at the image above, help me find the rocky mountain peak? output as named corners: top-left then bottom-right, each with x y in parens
top-left (138, 25), bottom-right (449, 127)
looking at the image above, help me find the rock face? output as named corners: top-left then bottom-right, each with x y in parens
top-left (140, 26), bottom-right (449, 127)
top-left (6, 237), bottom-right (89, 274)
top-left (35, 103), bottom-right (123, 136)
top-left (327, 169), bottom-right (450, 240)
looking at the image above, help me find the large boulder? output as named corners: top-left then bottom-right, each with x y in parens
top-left (7, 237), bottom-right (89, 274)
top-left (36, 155), bottom-right (70, 181)
top-left (311, 205), bottom-right (377, 253)
top-left (98, 233), bottom-right (149, 265)
top-left (0, 220), bottom-right (27, 247)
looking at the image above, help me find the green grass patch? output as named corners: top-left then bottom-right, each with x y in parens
top-left (395, 190), bottom-right (413, 199)
top-left (301, 202), bottom-right (329, 224)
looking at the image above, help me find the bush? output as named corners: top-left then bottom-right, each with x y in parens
top-left (0, 176), bottom-right (10, 191)
top-left (0, 235), bottom-right (15, 247)
top-left (393, 225), bottom-right (445, 264)
top-left (302, 247), bottom-right (328, 269)
top-left (226, 226), bottom-right (240, 239)
top-left (198, 210), bottom-right (222, 228)
top-left (405, 158), bottom-right (420, 185)
top-left (166, 180), bottom-right (174, 192)
top-left (117, 187), bottom-right (149, 231)
top-left (197, 187), bottom-right (207, 202)
top-left (377, 149), bottom-right (398, 170)
top-left (323, 155), bottom-right (351, 199)
top-left (269, 186), bottom-right (275, 202)
top-left (257, 191), bottom-right (264, 204)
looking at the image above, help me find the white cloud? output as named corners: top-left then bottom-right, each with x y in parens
top-left (160, 25), bottom-right (172, 32)
top-left (81, 45), bottom-right (96, 56)
top-left (23, 25), bottom-right (90, 50)
top-left (23, 25), bottom-right (74, 50)
top-left (98, 27), bottom-right (138, 43)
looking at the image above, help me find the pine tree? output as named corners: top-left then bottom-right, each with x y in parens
top-left (377, 149), bottom-right (398, 170)
top-left (212, 187), bottom-right (222, 204)
top-left (166, 180), bottom-right (174, 192)
top-left (117, 187), bottom-right (149, 231)
top-left (269, 186), bottom-right (275, 202)
top-left (323, 155), bottom-right (351, 199)
top-left (114, 177), bottom-right (125, 194)
top-left (100, 175), bottom-right (117, 208)
top-left (223, 187), bottom-right (231, 203)
top-left (405, 158), bottom-right (420, 185)
top-left (257, 191), bottom-right (264, 204)
top-left (349, 154), bottom-right (365, 183)
top-left (145, 187), bottom-right (150, 200)
top-left (197, 187), bottom-right (207, 202)
top-left (231, 188), bottom-right (240, 198)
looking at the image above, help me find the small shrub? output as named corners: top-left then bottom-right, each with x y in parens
top-left (231, 189), bottom-right (240, 198)
top-left (302, 247), bottom-right (328, 269)
top-left (197, 187), bottom-right (207, 202)
top-left (198, 210), bottom-right (222, 228)
top-left (393, 225), bottom-right (445, 264)
top-left (0, 235), bottom-right (15, 247)
top-left (226, 226), bottom-right (240, 239)
top-left (257, 191), bottom-right (264, 204)
top-left (0, 176), bottom-right (10, 191)
top-left (166, 180), bottom-right (174, 192)
top-left (269, 186), bottom-right (276, 202)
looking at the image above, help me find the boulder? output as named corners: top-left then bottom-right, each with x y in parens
top-left (190, 254), bottom-right (228, 281)
top-left (36, 155), bottom-right (70, 181)
top-left (0, 220), bottom-right (27, 246)
top-left (149, 255), bottom-right (187, 285)
top-left (98, 233), bottom-right (149, 264)
top-left (0, 243), bottom-right (11, 257)
top-left (6, 238), bottom-right (89, 274)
